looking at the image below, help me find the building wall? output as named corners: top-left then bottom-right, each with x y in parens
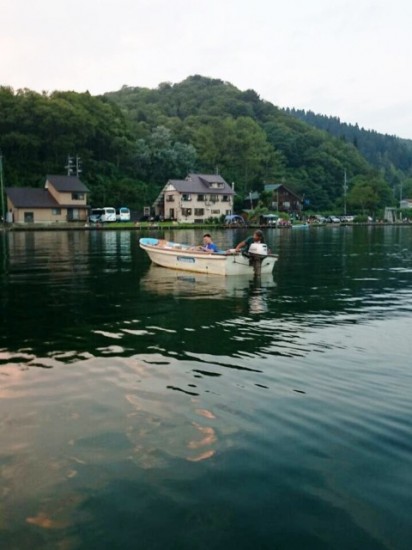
top-left (6, 202), bottom-right (89, 224)
top-left (271, 189), bottom-right (301, 212)
top-left (47, 183), bottom-right (87, 206)
top-left (7, 205), bottom-right (67, 223)
top-left (163, 191), bottom-right (233, 223)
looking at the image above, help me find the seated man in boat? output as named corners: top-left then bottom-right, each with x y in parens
top-left (198, 233), bottom-right (219, 253)
top-left (230, 230), bottom-right (265, 254)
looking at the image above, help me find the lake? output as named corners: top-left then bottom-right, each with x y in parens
top-left (0, 226), bottom-right (411, 549)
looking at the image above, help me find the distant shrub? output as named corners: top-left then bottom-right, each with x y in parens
top-left (353, 214), bottom-right (369, 223)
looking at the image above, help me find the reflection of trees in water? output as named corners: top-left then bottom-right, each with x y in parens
top-left (274, 226), bottom-right (412, 320)
top-left (1, 227), bottom-right (411, 360)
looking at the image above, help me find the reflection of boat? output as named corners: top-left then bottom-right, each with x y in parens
top-left (139, 237), bottom-right (278, 276)
top-left (140, 264), bottom-right (275, 299)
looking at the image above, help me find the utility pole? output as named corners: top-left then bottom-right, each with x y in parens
top-left (65, 155), bottom-right (74, 176)
top-left (65, 155), bottom-right (82, 177)
top-left (343, 169), bottom-right (347, 216)
top-left (75, 155), bottom-right (82, 177)
top-left (0, 152), bottom-right (5, 224)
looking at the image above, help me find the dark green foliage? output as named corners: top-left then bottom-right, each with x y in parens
top-left (287, 108), bottom-right (412, 194)
top-left (107, 76), bottom-right (381, 210)
top-left (0, 86), bottom-right (136, 190)
top-left (1, 76), bottom-right (409, 212)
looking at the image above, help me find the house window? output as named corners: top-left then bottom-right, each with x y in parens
top-left (182, 194), bottom-right (191, 201)
top-left (181, 208), bottom-right (192, 217)
top-left (194, 208), bottom-right (204, 216)
top-left (24, 212), bottom-right (34, 223)
top-left (210, 182), bottom-right (224, 189)
top-left (211, 210), bottom-right (220, 215)
top-left (197, 194), bottom-right (204, 201)
top-left (72, 192), bottom-right (84, 200)
top-left (52, 208), bottom-right (61, 215)
top-left (166, 195), bottom-right (175, 202)
top-left (210, 194), bottom-right (219, 202)
top-left (222, 195), bottom-right (229, 202)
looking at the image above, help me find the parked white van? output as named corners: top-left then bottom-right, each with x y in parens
top-left (89, 207), bottom-right (116, 223)
top-left (116, 207), bottom-right (131, 222)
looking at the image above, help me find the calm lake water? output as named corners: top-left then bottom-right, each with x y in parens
top-left (0, 226), bottom-right (411, 549)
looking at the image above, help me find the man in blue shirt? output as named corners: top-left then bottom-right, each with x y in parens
top-left (201, 233), bottom-right (219, 252)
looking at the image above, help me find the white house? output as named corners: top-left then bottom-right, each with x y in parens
top-left (153, 173), bottom-right (235, 223)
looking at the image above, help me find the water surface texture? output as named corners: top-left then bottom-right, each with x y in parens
top-left (0, 226), bottom-right (411, 549)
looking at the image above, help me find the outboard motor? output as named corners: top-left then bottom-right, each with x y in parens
top-left (246, 243), bottom-right (268, 276)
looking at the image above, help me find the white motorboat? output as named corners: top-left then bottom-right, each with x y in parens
top-left (139, 237), bottom-right (278, 276)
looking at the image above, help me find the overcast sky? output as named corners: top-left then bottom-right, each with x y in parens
top-left (2, 0), bottom-right (411, 138)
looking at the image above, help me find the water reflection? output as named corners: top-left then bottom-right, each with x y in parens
top-left (1, 227), bottom-right (412, 549)
top-left (140, 264), bottom-right (275, 301)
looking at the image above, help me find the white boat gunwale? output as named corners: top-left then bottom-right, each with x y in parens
top-left (139, 237), bottom-right (277, 276)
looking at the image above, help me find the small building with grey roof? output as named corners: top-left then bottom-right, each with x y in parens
top-left (5, 175), bottom-right (90, 224)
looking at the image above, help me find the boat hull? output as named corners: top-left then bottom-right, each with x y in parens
top-left (139, 238), bottom-right (277, 276)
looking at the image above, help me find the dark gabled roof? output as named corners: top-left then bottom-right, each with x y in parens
top-left (6, 188), bottom-right (61, 208)
top-left (46, 175), bottom-right (89, 193)
top-left (264, 183), bottom-right (301, 200)
top-left (153, 173), bottom-right (234, 207)
top-left (167, 179), bottom-right (194, 193)
top-left (264, 184), bottom-right (282, 192)
top-left (167, 174), bottom-right (234, 195)
top-left (187, 173), bottom-right (234, 193)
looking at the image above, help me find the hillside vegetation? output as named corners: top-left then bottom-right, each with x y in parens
top-left (287, 108), bottom-right (412, 202)
top-left (1, 76), bottom-right (411, 213)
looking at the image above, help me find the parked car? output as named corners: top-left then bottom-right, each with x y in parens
top-left (89, 208), bottom-right (104, 223)
top-left (307, 215), bottom-right (326, 224)
top-left (89, 207), bottom-right (117, 223)
top-left (260, 214), bottom-right (279, 226)
top-left (116, 207), bottom-right (131, 222)
top-left (325, 216), bottom-right (341, 223)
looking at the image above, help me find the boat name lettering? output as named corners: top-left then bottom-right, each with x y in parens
top-left (177, 256), bottom-right (196, 263)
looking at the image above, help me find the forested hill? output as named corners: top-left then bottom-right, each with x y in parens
top-left (286, 108), bottom-right (412, 184)
top-left (104, 76), bottom-right (392, 211)
top-left (1, 75), bottom-right (411, 211)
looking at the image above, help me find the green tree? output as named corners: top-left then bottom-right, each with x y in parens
top-left (348, 183), bottom-right (379, 214)
top-left (134, 125), bottom-right (196, 185)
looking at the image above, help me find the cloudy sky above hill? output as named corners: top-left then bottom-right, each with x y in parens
top-left (2, 0), bottom-right (411, 138)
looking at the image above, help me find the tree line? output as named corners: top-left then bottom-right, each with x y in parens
top-left (1, 76), bottom-right (410, 214)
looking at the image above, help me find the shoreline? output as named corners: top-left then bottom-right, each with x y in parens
top-left (1, 221), bottom-right (412, 232)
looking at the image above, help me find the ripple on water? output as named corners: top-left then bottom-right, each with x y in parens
top-left (1, 227), bottom-right (412, 548)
